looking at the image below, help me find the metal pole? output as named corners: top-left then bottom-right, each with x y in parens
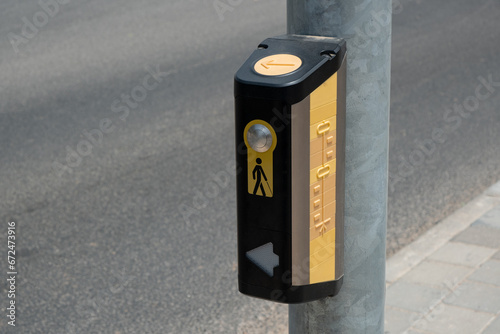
top-left (288, 0), bottom-right (391, 333)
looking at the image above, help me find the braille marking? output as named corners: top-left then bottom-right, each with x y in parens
top-left (309, 72), bottom-right (338, 284)
top-left (317, 121), bottom-right (331, 135)
top-left (316, 165), bottom-right (331, 179)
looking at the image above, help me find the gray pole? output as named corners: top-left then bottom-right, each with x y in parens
top-left (288, 0), bottom-right (391, 333)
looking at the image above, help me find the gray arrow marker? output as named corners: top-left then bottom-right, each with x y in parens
top-left (246, 242), bottom-right (279, 277)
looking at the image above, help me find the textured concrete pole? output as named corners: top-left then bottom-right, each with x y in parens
top-left (288, 0), bottom-right (391, 333)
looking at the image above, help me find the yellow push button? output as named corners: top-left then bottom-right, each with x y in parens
top-left (254, 54), bottom-right (302, 76)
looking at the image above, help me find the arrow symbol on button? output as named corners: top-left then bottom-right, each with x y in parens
top-left (260, 60), bottom-right (295, 69)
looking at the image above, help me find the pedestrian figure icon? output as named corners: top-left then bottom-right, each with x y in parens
top-left (244, 120), bottom-right (276, 198)
top-left (252, 158), bottom-right (272, 196)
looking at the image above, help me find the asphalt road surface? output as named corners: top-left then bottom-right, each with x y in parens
top-left (0, 0), bottom-right (499, 333)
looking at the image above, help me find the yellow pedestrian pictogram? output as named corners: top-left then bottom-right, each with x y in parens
top-left (244, 120), bottom-right (277, 198)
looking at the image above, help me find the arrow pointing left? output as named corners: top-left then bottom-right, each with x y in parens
top-left (260, 59), bottom-right (295, 69)
top-left (246, 242), bottom-right (279, 277)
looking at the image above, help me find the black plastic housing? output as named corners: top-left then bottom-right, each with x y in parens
top-left (235, 35), bottom-right (346, 303)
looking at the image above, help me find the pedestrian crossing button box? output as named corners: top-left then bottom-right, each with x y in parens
top-left (234, 35), bottom-right (347, 303)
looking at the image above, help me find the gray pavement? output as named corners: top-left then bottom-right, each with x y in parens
top-left (386, 181), bottom-right (500, 334)
top-left (388, 0), bottom-right (500, 255)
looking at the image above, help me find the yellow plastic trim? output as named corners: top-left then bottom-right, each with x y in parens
top-left (243, 120), bottom-right (277, 197)
top-left (310, 116), bottom-right (337, 140)
top-left (310, 72), bottom-right (337, 109)
top-left (310, 101), bottom-right (337, 124)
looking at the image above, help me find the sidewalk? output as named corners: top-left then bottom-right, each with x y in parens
top-left (385, 181), bottom-right (500, 334)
